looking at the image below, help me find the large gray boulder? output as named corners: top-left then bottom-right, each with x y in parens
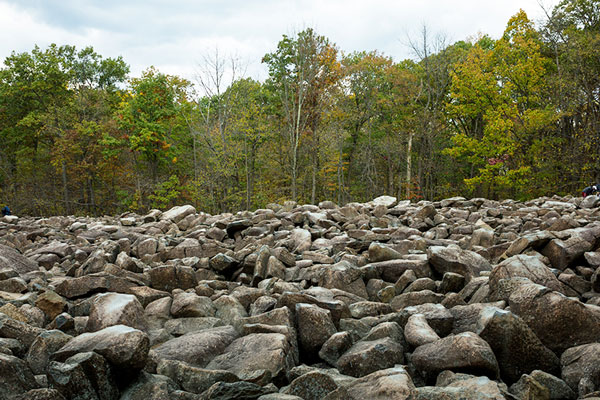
top-left (476, 307), bottom-right (559, 383)
top-left (0, 244), bottom-right (38, 275)
top-left (334, 366), bottom-right (415, 400)
top-left (54, 325), bottom-right (149, 369)
top-left (160, 205), bottom-right (196, 224)
top-left (411, 332), bottom-right (499, 380)
top-left (295, 303), bottom-right (336, 360)
top-left (206, 332), bottom-right (297, 382)
top-left (170, 292), bottom-right (216, 318)
top-left (428, 245), bottom-right (491, 281)
top-left (337, 337), bottom-right (404, 378)
top-left (86, 292), bottom-right (148, 332)
top-left (542, 235), bottom-right (594, 270)
top-left (156, 359), bottom-right (238, 394)
top-left (151, 325), bottom-right (238, 367)
top-left (509, 283), bottom-right (600, 353)
top-left (489, 254), bottom-right (564, 298)
top-left (561, 343), bottom-right (600, 397)
top-left (318, 261), bottom-right (368, 299)
top-left (0, 353), bottom-right (38, 399)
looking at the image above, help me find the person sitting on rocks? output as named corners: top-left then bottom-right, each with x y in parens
top-left (582, 185), bottom-right (600, 197)
top-left (1, 205), bottom-right (10, 216)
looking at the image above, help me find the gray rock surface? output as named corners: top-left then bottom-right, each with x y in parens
top-left (2, 195), bottom-right (600, 397)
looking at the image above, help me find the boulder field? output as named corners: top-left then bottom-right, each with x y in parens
top-left (1, 195), bottom-right (600, 399)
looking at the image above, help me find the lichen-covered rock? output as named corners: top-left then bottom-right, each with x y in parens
top-left (489, 254), bottom-right (564, 298)
top-left (336, 366), bottom-right (415, 400)
top-left (476, 307), bottom-right (559, 383)
top-left (404, 313), bottom-right (440, 347)
top-left (509, 283), bottom-right (600, 353)
top-left (284, 371), bottom-right (338, 400)
top-left (86, 292), bottom-right (148, 332)
top-left (48, 352), bottom-right (118, 400)
top-left (54, 325), bottom-right (149, 369)
top-left (0, 353), bottom-right (38, 399)
top-left (156, 359), bottom-right (238, 394)
top-left (411, 332), bottom-right (499, 380)
top-left (151, 325), bottom-right (238, 367)
top-left (337, 337), bottom-right (404, 378)
top-left (295, 303), bottom-right (336, 360)
top-left (428, 245), bottom-right (491, 281)
top-left (561, 343), bottom-right (600, 397)
top-left (26, 329), bottom-right (72, 375)
top-left (206, 332), bottom-right (297, 382)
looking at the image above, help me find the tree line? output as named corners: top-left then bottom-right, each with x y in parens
top-left (1, 0), bottom-right (599, 216)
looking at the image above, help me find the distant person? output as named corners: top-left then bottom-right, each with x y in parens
top-left (1, 205), bottom-right (10, 216)
top-left (582, 185), bottom-right (600, 197)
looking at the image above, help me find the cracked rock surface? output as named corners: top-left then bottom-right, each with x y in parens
top-left (1, 195), bottom-right (600, 399)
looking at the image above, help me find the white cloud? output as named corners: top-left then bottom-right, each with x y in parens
top-left (0, 0), bottom-right (561, 83)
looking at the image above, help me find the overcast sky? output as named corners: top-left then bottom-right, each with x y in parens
top-left (0, 0), bottom-right (560, 84)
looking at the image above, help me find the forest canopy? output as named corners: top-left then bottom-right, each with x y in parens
top-left (1, 0), bottom-right (599, 216)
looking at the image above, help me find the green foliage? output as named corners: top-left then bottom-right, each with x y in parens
top-left (148, 174), bottom-right (181, 209)
top-left (2, 4), bottom-right (600, 215)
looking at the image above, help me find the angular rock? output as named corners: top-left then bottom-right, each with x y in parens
top-left (170, 292), bottom-right (216, 318)
top-left (284, 371), bottom-right (338, 400)
top-left (160, 205), bottom-right (196, 224)
top-left (368, 242), bottom-right (403, 262)
top-left (318, 261), bottom-right (368, 299)
top-left (0, 313), bottom-right (44, 348)
top-left (48, 352), bottom-right (118, 400)
top-left (295, 303), bottom-right (336, 360)
top-left (561, 343), bottom-right (600, 397)
top-left (149, 265), bottom-right (197, 292)
top-left (318, 331), bottom-right (353, 367)
top-left (86, 292), bottom-right (148, 332)
top-left (26, 330), bottom-right (72, 375)
top-left (334, 366), bottom-right (415, 400)
top-left (199, 381), bottom-right (276, 400)
top-left (206, 332), bottom-right (297, 383)
top-left (428, 245), bottom-right (491, 282)
top-left (53, 325), bottom-right (149, 369)
top-left (0, 353), bottom-right (38, 399)
top-left (120, 371), bottom-right (179, 400)
top-left (404, 313), bottom-right (440, 348)
top-left (411, 332), bottom-right (499, 380)
top-left (0, 244), bottom-right (39, 275)
top-left (151, 325), bottom-right (238, 367)
top-left (157, 359), bottom-right (238, 394)
top-left (337, 337), bottom-right (404, 378)
top-left (510, 370), bottom-right (576, 400)
top-left (509, 283), bottom-right (600, 353)
top-left (54, 274), bottom-right (137, 299)
top-left (476, 307), bottom-right (559, 384)
top-left (489, 254), bottom-right (563, 298)
top-left (542, 236), bottom-right (593, 271)
top-left (35, 291), bottom-right (67, 321)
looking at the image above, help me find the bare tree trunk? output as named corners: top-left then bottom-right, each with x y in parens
top-left (311, 160), bottom-right (317, 204)
top-left (88, 177), bottom-right (96, 216)
top-left (292, 87), bottom-right (303, 203)
top-left (61, 162), bottom-right (69, 215)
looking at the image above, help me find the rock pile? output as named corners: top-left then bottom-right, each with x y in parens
top-left (1, 194), bottom-right (600, 399)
